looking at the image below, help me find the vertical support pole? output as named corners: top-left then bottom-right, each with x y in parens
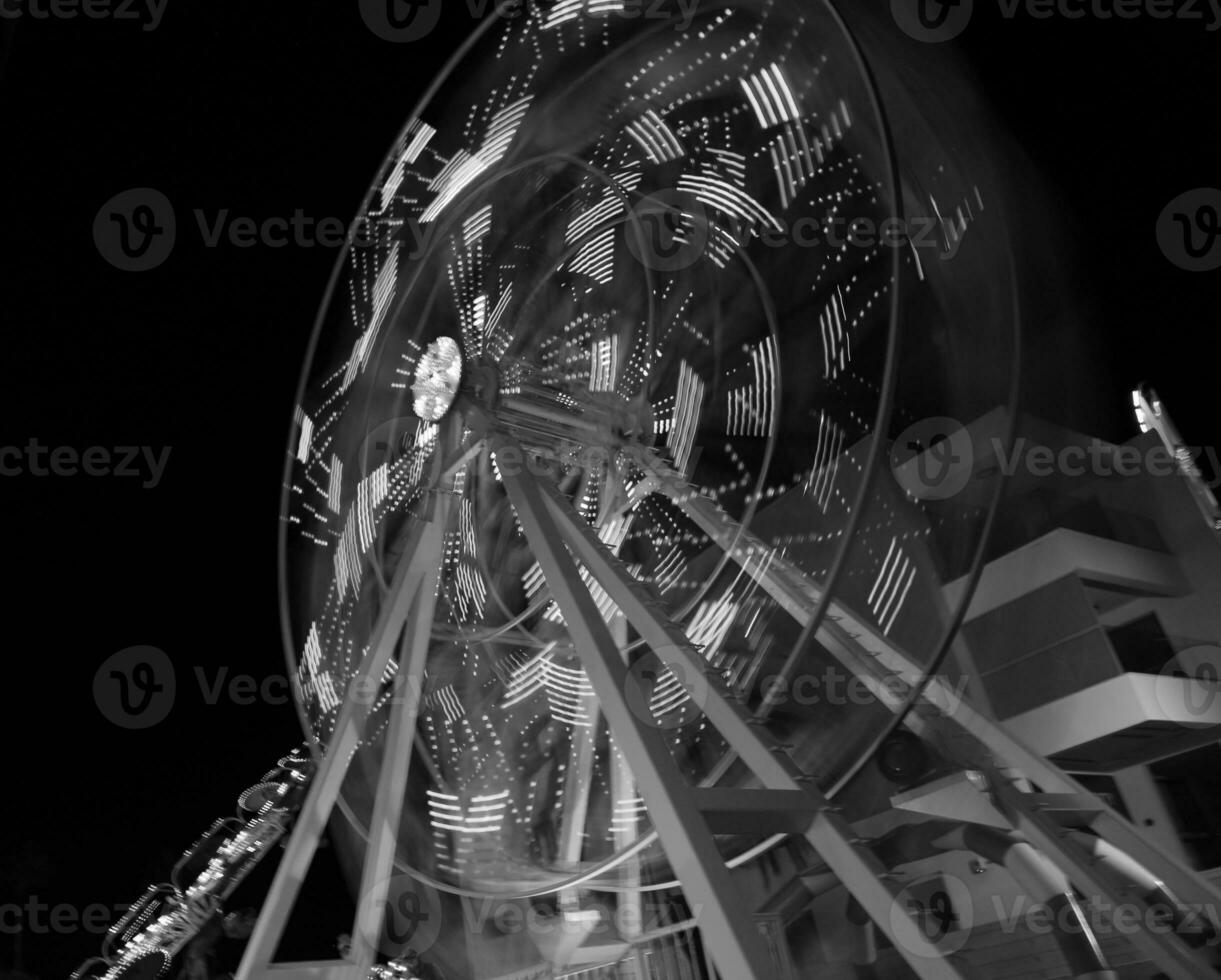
top-left (557, 697), bottom-right (600, 914)
top-left (609, 614), bottom-right (644, 980)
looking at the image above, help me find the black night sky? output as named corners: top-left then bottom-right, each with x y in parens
top-left (1, 2), bottom-right (1218, 978)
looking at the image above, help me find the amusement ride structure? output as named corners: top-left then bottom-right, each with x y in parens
top-left (68, 2), bottom-right (1221, 979)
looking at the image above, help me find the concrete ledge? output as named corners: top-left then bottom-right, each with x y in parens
top-left (945, 528), bottom-right (1188, 622)
top-left (1003, 672), bottom-right (1221, 758)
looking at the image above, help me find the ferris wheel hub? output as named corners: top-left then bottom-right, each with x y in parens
top-left (412, 336), bottom-right (464, 422)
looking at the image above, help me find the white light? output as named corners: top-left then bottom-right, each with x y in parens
top-left (412, 337), bottom-right (463, 422)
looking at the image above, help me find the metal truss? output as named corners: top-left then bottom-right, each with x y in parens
top-left (238, 434), bottom-right (1221, 980)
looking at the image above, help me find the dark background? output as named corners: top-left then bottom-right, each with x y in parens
top-left (0, 2), bottom-right (1218, 977)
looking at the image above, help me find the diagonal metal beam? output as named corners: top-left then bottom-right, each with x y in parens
top-left (991, 776), bottom-right (1218, 980)
top-left (647, 458), bottom-right (929, 716)
top-left (236, 505), bottom-right (450, 980)
top-left (495, 444), bottom-right (777, 980)
top-left (557, 694), bottom-right (600, 913)
top-left (526, 471), bottom-right (970, 980)
top-left (540, 463), bottom-right (1221, 980)
top-left (351, 493), bottom-right (452, 970)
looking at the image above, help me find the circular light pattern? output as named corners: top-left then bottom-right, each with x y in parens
top-left (412, 336), bottom-right (464, 421)
top-left (280, 0), bottom-right (1017, 907)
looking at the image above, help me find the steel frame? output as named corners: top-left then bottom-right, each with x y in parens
top-left (239, 429), bottom-right (1221, 980)
top-left (236, 489), bottom-right (453, 980)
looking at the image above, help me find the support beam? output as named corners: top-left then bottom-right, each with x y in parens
top-left (530, 472), bottom-right (1026, 979)
top-left (510, 456), bottom-right (967, 980)
top-left (557, 694), bottom-right (601, 914)
top-left (608, 613), bottom-right (644, 980)
top-left (496, 446), bottom-right (777, 980)
top-left (351, 495), bottom-right (452, 970)
top-left (236, 506), bottom-right (449, 980)
top-left (992, 777), bottom-right (1219, 980)
top-left (693, 788), bottom-right (818, 836)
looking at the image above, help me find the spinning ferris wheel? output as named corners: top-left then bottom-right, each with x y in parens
top-left (177, 2), bottom-right (1221, 980)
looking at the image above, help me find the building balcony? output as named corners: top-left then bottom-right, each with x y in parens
top-left (1002, 671), bottom-right (1221, 772)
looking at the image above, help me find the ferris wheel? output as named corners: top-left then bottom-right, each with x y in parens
top-left (214, 3), bottom-right (1221, 980)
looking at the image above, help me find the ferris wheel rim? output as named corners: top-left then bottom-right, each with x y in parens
top-left (273, 0), bottom-right (1024, 902)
